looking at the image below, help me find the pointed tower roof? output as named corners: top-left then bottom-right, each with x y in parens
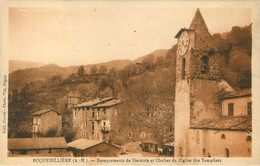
top-left (189, 8), bottom-right (214, 49)
top-left (189, 9), bottom-right (208, 31)
top-left (189, 8), bottom-right (214, 50)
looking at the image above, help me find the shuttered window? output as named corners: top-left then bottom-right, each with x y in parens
top-left (228, 103), bottom-right (234, 116)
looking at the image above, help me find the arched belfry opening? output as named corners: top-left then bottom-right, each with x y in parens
top-left (201, 56), bottom-right (209, 74)
top-left (182, 58), bottom-right (186, 79)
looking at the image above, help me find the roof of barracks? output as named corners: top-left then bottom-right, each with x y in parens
top-left (8, 137), bottom-right (68, 150)
top-left (68, 139), bottom-right (120, 150)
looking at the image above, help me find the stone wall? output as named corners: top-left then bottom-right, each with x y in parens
top-left (190, 79), bottom-right (220, 126)
top-left (189, 129), bottom-right (252, 157)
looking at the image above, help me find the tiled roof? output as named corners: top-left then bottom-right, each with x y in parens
top-left (190, 116), bottom-right (251, 131)
top-left (217, 80), bottom-right (235, 93)
top-left (221, 88), bottom-right (251, 99)
top-left (8, 137), bottom-right (68, 150)
top-left (31, 109), bottom-right (61, 116)
top-left (68, 139), bottom-right (120, 150)
top-left (101, 97), bottom-right (114, 102)
top-left (93, 99), bottom-right (122, 108)
top-left (74, 99), bottom-right (102, 107)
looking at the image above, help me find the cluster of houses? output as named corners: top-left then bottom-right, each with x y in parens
top-left (8, 8), bottom-right (252, 158)
top-left (8, 96), bottom-right (122, 157)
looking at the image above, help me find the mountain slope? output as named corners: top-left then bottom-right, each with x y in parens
top-left (133, 49), bottom-right (169, 63)
top-left (9, 60), bottom-right (44, 73)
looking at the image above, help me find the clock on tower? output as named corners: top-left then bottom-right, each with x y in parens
top-left (177, 31), bottom-right (190, 56)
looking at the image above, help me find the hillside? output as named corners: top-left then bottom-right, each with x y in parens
top-left (133, 49), bottom-right (168, 63)
top-left (9, 60), bottom-right (44, 73)
top-left (8, 49), bottom-right (167, 92)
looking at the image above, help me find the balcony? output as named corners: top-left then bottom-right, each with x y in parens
top-left (101, 126), bottom-right (110, 133)
top-left (94, 116), bottom-right (101, 121)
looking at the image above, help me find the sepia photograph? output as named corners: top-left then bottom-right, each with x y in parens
top-left (1, 1), bottom-right (259, 165)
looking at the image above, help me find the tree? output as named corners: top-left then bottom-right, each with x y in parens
top-left (90, 65), bottom-right (98, 74)
top-left (77, 65), bottom-right (85, 77)
top-left (44, 127), bottom-right (58, 137)
top-left (63, 128), bottom-right (77, 143)
top-left (99, 65), bottom-right (108, 75)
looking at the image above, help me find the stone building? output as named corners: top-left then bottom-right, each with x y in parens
top-left (67, 91), bottom-right (81, 109)
top-left (174, 9), bottom-right (252, 157)
top-left (31, 109), bottom-right (62, 138)
top-left (72, 97), bottom-right (122, 142)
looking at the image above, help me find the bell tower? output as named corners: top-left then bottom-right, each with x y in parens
top-left (174, 9), bottom-right (222, 157)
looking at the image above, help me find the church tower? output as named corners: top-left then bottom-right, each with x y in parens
top-left (174, 9), bottom-right (222, 157)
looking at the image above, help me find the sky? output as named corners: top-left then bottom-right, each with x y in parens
top-left (9, 7), bottom-right (251, 67)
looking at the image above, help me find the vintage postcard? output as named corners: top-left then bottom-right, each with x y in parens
top-left (0, 0), bottom-right (260, 165)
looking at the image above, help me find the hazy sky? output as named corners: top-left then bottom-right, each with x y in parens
top-left (9, 7), bottom-right (251, 67)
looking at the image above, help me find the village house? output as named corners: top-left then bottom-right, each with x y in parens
top-left (67, 138), bottom-right (121, 157)
top-left (72, 97), bottom-right (122, 142)
top-left (67, 91), bottom-right (81, 109)
top-left (8, 137), bottom-right (70, 157)
top-left (31, 109), bottom-right (62, 138)
top-left (174, 8), bottom-right (252, 157)
top-left (116, 96), bottom-right (174, 145)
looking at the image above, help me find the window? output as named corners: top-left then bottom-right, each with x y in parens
top-left (85, 121), bottom-right (87, 128)
top-left (48, 148), bottom-right (51, 153)
top-left (247, 102), bottom-right (252, 116)
top-left (201, 56), bottom-right (209, 74)
top-left (128, 132), bottom-right (133, 138)
top-left (103, 121), bottom-right (106, 127)
top-left (141, 132), bottom-right (146, 138)
top-left (98, 108), bottom-right (100, 111)
top-left (228, 103), bottom-right (234, 116)
top-left (103, 108), bottom-right (106, 115)
top-left (92, 111), bottom-right (95, 118)
top-left (225, 148), bottom-right (229, 157)
top-left (182, 58), bottom-right (185, 79)
top-left (97, 111), bottom-right (100, 117)
top-left (33, 118), bottom-right (37, 124)
top-left (87, 107), bottom-right (90, 110)
top-left (246, 136), bottom-right (252, 141)
top-left (203, 148), bottom-right (206, 157)
top-left (36, 149), bottom-right (39, 154)
top-left (92, 122), bottom-right (95, 135)
top-left (221, 134), bottom-right (226, 139)
top-left (33, 126), bottom-right (38, 132)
